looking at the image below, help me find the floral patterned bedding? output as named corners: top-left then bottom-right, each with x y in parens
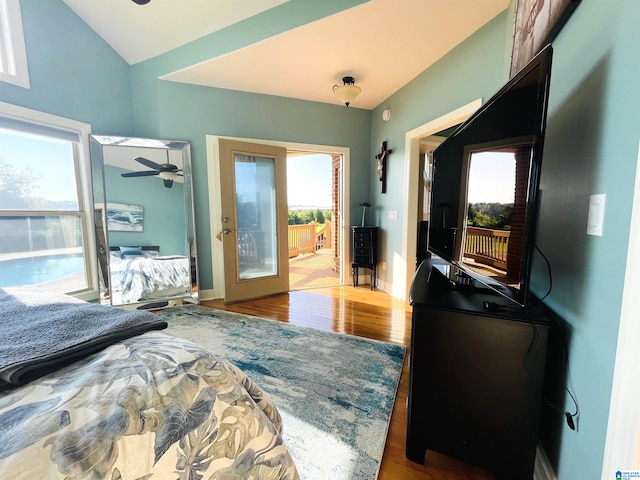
top-left (0, 331), bottom-right (299, 480)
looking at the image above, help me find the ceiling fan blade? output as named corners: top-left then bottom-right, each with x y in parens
top-left (163, 178), bottom-right (174, 188)
top-left (134, 156), bottom-right (166, 171)
top-left (121, 170), bottom-right (159, 177)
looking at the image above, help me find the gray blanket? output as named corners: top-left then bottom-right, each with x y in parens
top-left (0, 287), bottom-right (167, 390)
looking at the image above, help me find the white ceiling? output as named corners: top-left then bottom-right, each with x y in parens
top-left (63, 0), bottom-right (510, 110)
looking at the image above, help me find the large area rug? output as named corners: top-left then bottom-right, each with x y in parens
top-left (156, 305), bottom-right (405, 480)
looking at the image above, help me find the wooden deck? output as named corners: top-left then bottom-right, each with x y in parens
top-left (288, 247), bottom-right (340, 290)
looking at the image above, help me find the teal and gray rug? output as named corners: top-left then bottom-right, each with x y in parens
top-left (156, 305), bottom-right (405, 480)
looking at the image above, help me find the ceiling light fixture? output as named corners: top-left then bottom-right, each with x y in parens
top-left (159, 171), bottom-right (179, 181)
top-left (332, 76), bottom-right (361, 107)
top-left (131, 0), bottom-right (151, 5)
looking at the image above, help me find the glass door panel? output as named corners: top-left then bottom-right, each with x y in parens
top-left (235, 154), bottom-right (278, 280)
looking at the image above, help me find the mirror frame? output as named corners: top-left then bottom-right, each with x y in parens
top-left (89, 135), bottom-right (198, 309)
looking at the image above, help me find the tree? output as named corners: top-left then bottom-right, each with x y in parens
top-left (467, 202), bottom-right (513, 230)
top-left (314, 208), bottom-right (325, 224)
top-left (0, 159), bottom-right (39, 209)
top-left (288, 211), bottom-right (303, 225)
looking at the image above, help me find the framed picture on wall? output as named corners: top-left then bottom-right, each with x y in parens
top-left (510, 0), bottom-right (581, 77)
top-left (106, 203), bottom-right (144, 232)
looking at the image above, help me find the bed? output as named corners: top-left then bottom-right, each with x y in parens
top-left (0, 287), bottom-right (299, 479)
top-left (108, 246), bottom-right (192, 304)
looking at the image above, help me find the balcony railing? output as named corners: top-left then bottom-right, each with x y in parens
top-left (288, 221), bottom-right (332, 258)
top-left (463, 226), bottom-right (509, 270)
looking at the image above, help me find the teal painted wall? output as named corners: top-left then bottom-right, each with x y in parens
top-left (0, 0), bottom-right (134, 135)
top-left (104, 165), bottom-right (186, 255)
top-left (530, 1), bottom-right (640, 477)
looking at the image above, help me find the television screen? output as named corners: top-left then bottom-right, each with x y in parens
top-left (429, 44), bottom-right (553, 306)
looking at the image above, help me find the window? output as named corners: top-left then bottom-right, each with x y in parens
top-left (0, 0), bottom-right (30, 88)
top-left (0, 102), bottom-right (95, 298)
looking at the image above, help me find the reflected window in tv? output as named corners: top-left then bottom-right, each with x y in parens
top-left (457, 145), bottom-right (532, 290)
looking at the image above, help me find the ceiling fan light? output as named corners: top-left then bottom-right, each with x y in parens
top-left (333, 76), bottom-right (361, 107)
top-left (159, 171), bottom-right (179, 181)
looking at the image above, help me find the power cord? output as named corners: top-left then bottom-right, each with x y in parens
top-left (534, 244), bottom-right (579, 430)
top-left (535, 244), bottom-right (553, 301)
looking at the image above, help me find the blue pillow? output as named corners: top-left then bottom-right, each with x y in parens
top-left (119, 246), bottom-right (142, 259)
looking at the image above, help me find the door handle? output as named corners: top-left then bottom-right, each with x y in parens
top-left (222, 228), bottom-right (234, 235)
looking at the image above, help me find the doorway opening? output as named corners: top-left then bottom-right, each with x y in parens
top-left (207, 135), bottom-right (350, 301)
top-left (400, 99), bottom-right (482, 300)
top-left (287, 151), bottom-right (342, 290)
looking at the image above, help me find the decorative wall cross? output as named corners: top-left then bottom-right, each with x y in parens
top-left (375, 141), bottom-right (392, 194)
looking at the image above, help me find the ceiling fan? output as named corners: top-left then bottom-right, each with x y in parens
top-left (121, 156), bottom-right (183, 188)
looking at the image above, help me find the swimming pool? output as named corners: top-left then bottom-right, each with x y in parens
top-left (0, 253), bottom-right (85, 288)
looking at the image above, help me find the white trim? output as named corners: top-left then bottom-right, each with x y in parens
top-left (198, 288), bottom-right (216, 302)
top-left (400, 99), bottom-right (482, 300)
top-left (601, 139), bottom-right (640, 477)
top-left (534, 444), bottom-right (558, 480)
top-left (0, 0), bottom-right (30, 88)
top-left (205, 135), bottom-right (225, 300)
top-left (0, 101), bottom-right (96, 298)
top-left (206, 135), bottom-right (350, 299)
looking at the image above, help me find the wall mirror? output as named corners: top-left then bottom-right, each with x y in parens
top-left (90, 135), bottom-right (198, 308)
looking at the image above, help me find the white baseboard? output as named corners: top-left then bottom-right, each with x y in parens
top-left (198, 289), bottom-right (217, 301)
top-left (534, 444), bottom-right (557, 480)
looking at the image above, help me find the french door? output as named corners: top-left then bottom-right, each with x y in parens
top-left (218, 139), bottom-right (289, 302)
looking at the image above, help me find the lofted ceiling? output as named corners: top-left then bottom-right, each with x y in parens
top-left (62, 0), bottom-right (510, 110)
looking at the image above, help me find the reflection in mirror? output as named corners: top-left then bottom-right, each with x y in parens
top-left (457, 143), bottom-right (532, 291)
top-left (90, 136), bottom-right (198, 308)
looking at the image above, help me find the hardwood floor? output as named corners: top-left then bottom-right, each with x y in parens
top-left (203, 285), bottom-right (494, 480)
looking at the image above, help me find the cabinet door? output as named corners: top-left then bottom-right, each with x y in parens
top-left (407, 306), bottom-right (548, 478)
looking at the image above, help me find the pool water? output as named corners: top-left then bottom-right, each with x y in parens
top-left (0, 253), bottom-right (85, 288)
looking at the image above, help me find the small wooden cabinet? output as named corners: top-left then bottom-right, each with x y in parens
top-left (407, 258), bottom-right (550, 479)
top-left (351, 226), bottom-right (378, 289)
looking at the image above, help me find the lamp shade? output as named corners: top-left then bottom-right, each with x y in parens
top-left (333, 76), bottom-right (361, 107)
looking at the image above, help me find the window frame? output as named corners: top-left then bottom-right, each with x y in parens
top-left (0, 0), bottom-right (30, 89)
top-left (0, 101), bottom-right (97, 300)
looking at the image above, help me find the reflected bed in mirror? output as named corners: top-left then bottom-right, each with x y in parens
top-left (90, 136), bottom-right (198, 308)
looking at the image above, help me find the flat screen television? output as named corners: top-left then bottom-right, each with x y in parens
top-left (428, 44), bottom-right (553, 307)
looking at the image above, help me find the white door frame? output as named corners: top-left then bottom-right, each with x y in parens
top-left (205, 135), bottom-right (350, 300)
top-left (399, 99), bottom-right (482, 300)
top-left (601, 139), bottom-right (640, 477)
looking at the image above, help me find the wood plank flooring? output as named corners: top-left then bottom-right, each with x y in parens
top-left (202, 285), bottom-right (494, 480)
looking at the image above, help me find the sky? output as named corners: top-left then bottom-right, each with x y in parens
top-left (0, 129), bottom-right (78, 206)
top-left (467, 151), bottom-right (516, 204)
top-left (287, 154), bottom-right (331, 209)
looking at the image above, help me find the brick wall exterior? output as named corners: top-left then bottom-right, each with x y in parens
top-left (506, 147), bottom-right (531, 282)
top-left (331, 154), bottom-right (341, 273)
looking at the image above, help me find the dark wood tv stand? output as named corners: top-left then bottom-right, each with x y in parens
top-left (406, 258), bottom-right (550, 479)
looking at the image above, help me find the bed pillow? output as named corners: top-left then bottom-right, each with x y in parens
top-left (119, 246), bottom-right (143, 259)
